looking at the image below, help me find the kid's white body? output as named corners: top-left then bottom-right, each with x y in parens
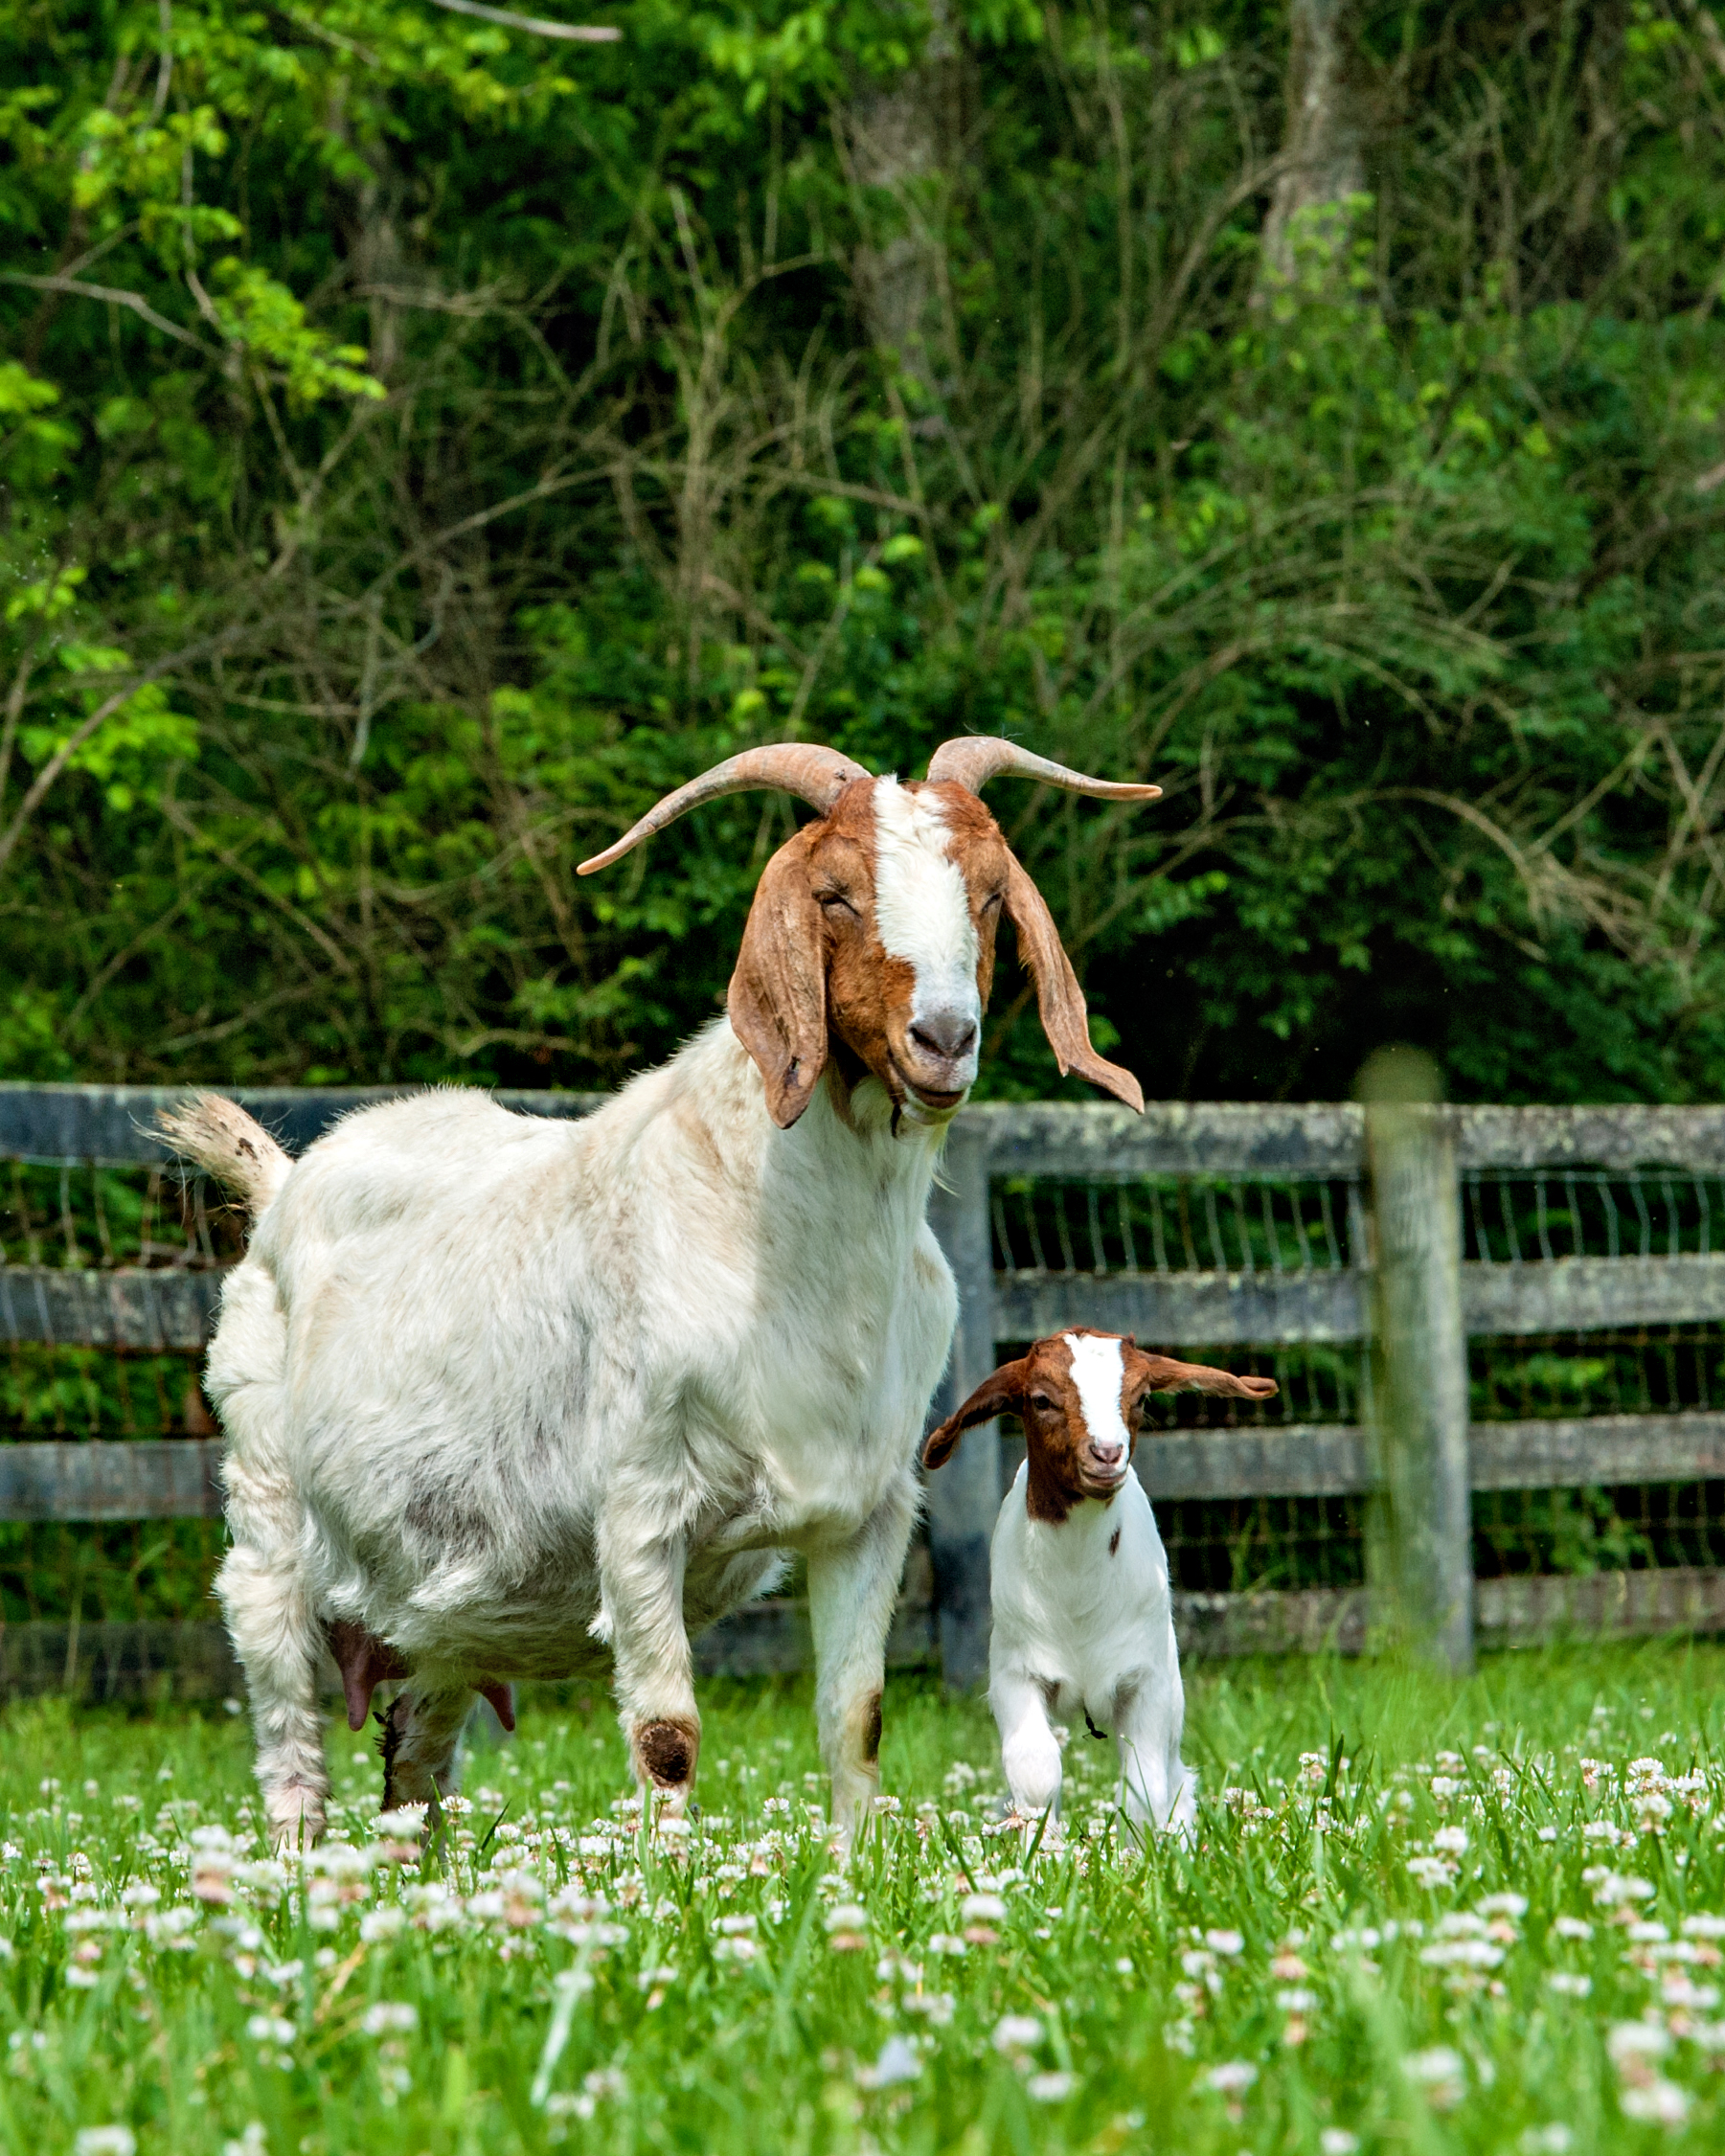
top-left (987, 1463), bottom-right (1196, 1834)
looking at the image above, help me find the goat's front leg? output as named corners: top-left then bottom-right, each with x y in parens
top-left (596, 1508), bottom-right (700, 1810)
top-left (807, 1477), bottom-right (918, 1849)
top-left (991, 1668), bottom-right (1063, 1832)
top-left (1114, 1655), bottom-right (1196, 1838)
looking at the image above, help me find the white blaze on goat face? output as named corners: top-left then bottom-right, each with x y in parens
top-left (1062, 1331), bottom-right (1130, 1467)
top-left (870, 778), bottom-right (981, 1074)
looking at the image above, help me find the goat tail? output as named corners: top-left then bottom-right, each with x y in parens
top-left (156, 1094), bottom-right (291, 1219)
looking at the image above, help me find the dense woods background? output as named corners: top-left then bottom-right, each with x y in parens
top-left (6, 0), bottom-right (1725, 1104)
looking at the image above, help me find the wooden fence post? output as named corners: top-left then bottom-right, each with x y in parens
top-left (924, 1114), bottom-right (999, 1689)
top-left (1361, 1051), bottom-right (1475, 1673)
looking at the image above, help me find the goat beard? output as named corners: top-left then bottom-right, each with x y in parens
top-left (824, 1034), bottom-right (968, 1136)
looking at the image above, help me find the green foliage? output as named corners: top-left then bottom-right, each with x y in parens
top-left (6, 4), bottom-right (1725, 1101)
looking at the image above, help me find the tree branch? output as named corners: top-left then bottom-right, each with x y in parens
top-left (422, 0), bottom-right (620, 40)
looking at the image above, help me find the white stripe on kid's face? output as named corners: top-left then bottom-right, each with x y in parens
top-left (871, 777), bottom-right (980, 1037)
top-left (1062, 1332), bottom-right (1130, 1453)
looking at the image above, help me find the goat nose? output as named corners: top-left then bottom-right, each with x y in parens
top-left (1091, 1441), bottom-right (1124, 1467)
top-left (909, 1010), bottom-right (979, 1062)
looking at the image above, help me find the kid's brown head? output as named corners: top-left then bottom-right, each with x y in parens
top-left (578, 738), bottom-right (1161, 1129)
top-left (921, 1329), bottom-right (1279, 1524)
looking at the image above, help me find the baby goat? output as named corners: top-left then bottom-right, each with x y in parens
top-left (922, 1328), bottom-right (1276, 1834)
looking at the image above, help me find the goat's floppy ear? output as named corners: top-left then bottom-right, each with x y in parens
top-left (1003, 851), bottom-right (1144, 1114)
top-left (920, 1358), bottom-right (1028, 1470)
top-left (728, 839), bottom-right (828, 1128)
top-left (1124, 1345), bottom-right (1280, 1400)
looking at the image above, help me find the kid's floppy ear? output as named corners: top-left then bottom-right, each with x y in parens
top-left (728, 836), bottom-right (829, 1128)
top-left (920, 1358), bottom-right (1029, 1471)
top-left (1003, 851), bottom-right (1144, 1114)
top-left (1124, 1345), bottom-right (1280, 1401)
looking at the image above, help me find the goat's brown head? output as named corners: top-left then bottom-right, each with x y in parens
top-left (920, 1329), bottom-right (1279, 1524)
top-left (578, 738), bottom-right (1160, 1128)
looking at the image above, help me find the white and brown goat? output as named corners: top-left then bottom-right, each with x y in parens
top-left (922, 1328), bottom-right (1276, 1834)
top-left (162, 738), bottom-right (1160, 1847)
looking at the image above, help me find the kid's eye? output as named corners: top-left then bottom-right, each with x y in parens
top-left (1030, 1393), bottom-right (1056, 1414)
top-left (818, 892), bottom-right (857, 916)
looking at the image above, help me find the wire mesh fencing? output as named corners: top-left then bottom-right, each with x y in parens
top-left (0, 1158), bottom-right (230, 1624)
top-left (8, 1088), bottom-right (1725, 1672)
top-left (987, 1155), bottom-right (1725, 1608)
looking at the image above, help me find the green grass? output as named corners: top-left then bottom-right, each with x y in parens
top-left (6, 1647), bottom-right (1725, 2153)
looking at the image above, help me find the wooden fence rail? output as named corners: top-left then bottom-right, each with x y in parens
top-left (7, 1084), bottom-right (1725, 1689)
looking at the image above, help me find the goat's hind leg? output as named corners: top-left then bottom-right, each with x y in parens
top-left (807, 1476), bottom-right (919, 1847)
top-left (376, 1680), bottom-right (476, 1814)
top-left (216, 1536), bottom-right (329, 1849)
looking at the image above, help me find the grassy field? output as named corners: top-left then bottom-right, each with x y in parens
top-left (3, 1648), bottom-right (1725, 2154)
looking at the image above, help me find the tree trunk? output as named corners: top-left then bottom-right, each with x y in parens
top-left (842, 4), bottom-right (957, 367)
top-left (1260, 0), bottom-right (1372, 287)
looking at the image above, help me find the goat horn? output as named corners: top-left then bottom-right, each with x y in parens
top-left (925, 736), bottom-right (1162, 802)
top-left (577, 743), bottom-right (871, 874)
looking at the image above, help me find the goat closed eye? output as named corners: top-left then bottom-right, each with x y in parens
top-left (818, 892), bottom-right (858, 918)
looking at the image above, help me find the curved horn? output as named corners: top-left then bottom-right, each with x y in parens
top-left (925, 736), bottom-right (1161, 803)
top-left (577, 743), bottom-right (871, 875)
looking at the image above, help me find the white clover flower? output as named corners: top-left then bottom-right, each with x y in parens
top-left (1430, 1777), bottom-right (1463, 1799)
top-left (372, 1807), bottom-right (428, 1840)
top-left (713, 1936), bottom-right (758, 1963)
top-left (1607, 2022), bottom-right (1671, 2067)
top-left (359, 1907), bottom-right (407, 1943)
top-left (1419, 1940), bottom-right (1504, 1970)
top-left (1431, 1826), bottom-right (1469, 1855)
top-left (1548, 1972), bottom-right (1592, 1996)
top-left (1320, 2133), bottom-right (1359, 2155)
top-left (1204, 2061), bottom-right (1258, 2096)
top-left (1477, 1893), bottom-right (1528, 1919)
top-left (823, 1904), bottom-right (868, 1934)
top-left (855, 2036), bottom-right (921, 2090)
top-left (359, 2003), bottom-right (418, 2036)
top-left (1406, 2046), bottom-right (1464, 2108)
top-left (1552, 1915), bottom-right (1593, 1940)
top-left (1519, 2127), bottom-right (1572, 2153)
top-left (1204, 1928), bottom-right (1244, 1956)
top-left (926, 1933), bottom-right (967, 1956)
top-left (1406, 1856), bottom-right (1456, 1889)
top-left (1682, 1915), bottom-right (1725, 1939)
top-left (1589, 1872), bottom-right (1656, 1908)
top-left (962, 1893), bottom-right (1007, 1923)
top-left (245, 2014), bottom-right (295, 2047)
top-left (73, 2132), bottom-right (136, 2156)
top-left (1619, 2081), bottom-right (1690, 2126)
top-left (903, 1991), bottom-right (955, 2025)
top-left (1027, 2072), bottom-right (1075, 2102)
top-left (991, 2014), bottom-right (1043, 2055)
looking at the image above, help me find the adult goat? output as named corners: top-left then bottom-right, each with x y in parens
top-left (162, 738), bottom-right (1159, 1846)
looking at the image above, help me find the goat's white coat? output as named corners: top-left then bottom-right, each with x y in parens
top-left (207, 1012), bottom-right (957, 1844)
top-left (872, 778), bottom-right (979, 1065)
top-left (988, 1351), bottom-right (1195, 1836)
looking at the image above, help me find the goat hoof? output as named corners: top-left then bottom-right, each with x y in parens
top-left (634, 1717), bottom-right (698, 1790)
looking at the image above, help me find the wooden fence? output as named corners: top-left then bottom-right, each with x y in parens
top-left (6, 1084), bottom-right (1725, 1695)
